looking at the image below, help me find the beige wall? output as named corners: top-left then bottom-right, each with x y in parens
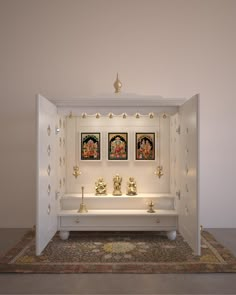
top-left (0, 0), bottom-right (235, 228)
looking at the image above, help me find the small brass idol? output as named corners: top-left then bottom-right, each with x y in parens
top-left (147, 200), bottom-right (155, 213)
top-left (113, 174), bottom-right (122, 196)
top-left (78, 186), bottom-right (88, 213)
top-left (95, 177), bottom-right (107, 195)
top-left (127, 177), bottom-right (137, 196)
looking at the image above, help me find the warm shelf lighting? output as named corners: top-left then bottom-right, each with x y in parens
top-left (79, 112), bottom-right (157, 119)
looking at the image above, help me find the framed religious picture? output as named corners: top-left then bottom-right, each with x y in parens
top-left (81, 133), bottom-right (101, 160)
top-left (108, 132), bottom-right (128, 160)
top-left (135, 132), bottom-right (155, 160)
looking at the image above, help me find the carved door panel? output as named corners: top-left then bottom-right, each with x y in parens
top-left (36, 94), bottom-right (58, 255)
top-left (178, 94), bottom-right (200, 255)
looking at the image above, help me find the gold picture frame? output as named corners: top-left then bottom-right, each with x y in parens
top-left (135, 132), bottom-right (155, 160)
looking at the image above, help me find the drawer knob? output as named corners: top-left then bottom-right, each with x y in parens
top-left (75, 218), bottom-right (80, 224)
top-left (156, 218), bottom-right (160, 224)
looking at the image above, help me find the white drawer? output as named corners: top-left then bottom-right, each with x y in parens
top-left (60, 215), bottom-right (177, 228)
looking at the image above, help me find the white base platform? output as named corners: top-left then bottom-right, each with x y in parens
top-left (58, 209), bottom-right (178, 240)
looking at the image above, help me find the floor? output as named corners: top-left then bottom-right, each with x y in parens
top-left (0, 229), bottom-right (236, 294)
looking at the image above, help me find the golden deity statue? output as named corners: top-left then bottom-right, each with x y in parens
top-left (127, 177), bottom-right (137, 195)
top-left (113, 174), bottom-right (122, 196)
top-left (95, 177), bottom-right (107, 195)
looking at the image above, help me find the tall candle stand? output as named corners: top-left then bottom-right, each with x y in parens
top-left (78, 186), bottom-right (88, 213)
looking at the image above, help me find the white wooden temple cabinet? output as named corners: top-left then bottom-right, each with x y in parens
top-left (36, 93), bottom-right (200, 256)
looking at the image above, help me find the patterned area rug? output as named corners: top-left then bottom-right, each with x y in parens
top-left (0, 230), bottom-right (236, 273)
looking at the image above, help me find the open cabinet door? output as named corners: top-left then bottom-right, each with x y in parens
top-left (178, 94), bottom-right (200, 255)
top-left (36, 94), bottom-right (58, 255)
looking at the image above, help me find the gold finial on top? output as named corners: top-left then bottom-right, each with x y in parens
top-left (113, 73), bottom-right (122, 93)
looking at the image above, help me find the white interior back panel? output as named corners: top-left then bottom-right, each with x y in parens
top-left (65, 114), bottom-right (170, 194)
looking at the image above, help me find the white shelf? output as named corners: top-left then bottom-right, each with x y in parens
top-left (62, 193), bottom-right (175, 199)
top-left (60, 193), bottom-right (176, 211)
top-left (58, 209), bottom-right (178, 217)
